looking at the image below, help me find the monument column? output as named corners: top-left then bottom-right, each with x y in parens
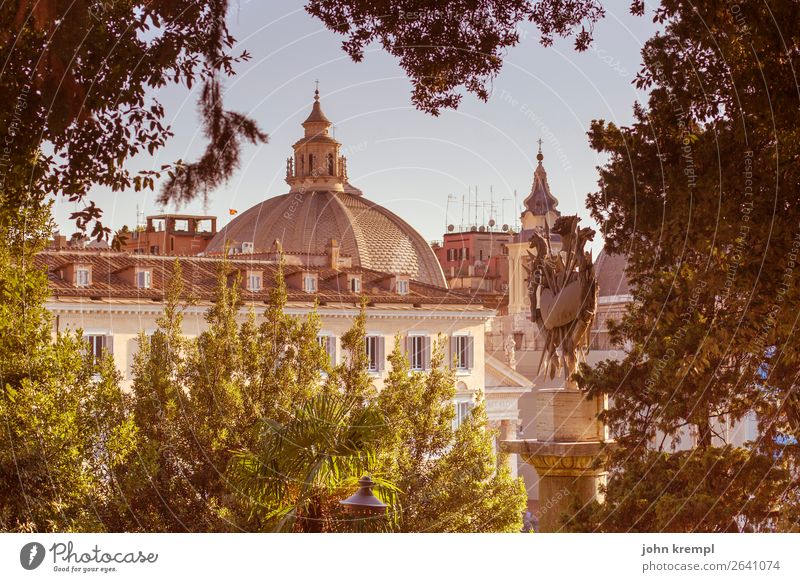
top-left (500, 205), bottom-right (610, 532)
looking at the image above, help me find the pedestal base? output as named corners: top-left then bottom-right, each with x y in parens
top-left (502, 440), bottom-right (610, 532)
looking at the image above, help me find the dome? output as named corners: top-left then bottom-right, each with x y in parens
top-left (206, 189), bottom-right (447, 287)
top-left (595, 249), bottom-right (631, 297)
top-left (207, 88), bottom-right (446, 287)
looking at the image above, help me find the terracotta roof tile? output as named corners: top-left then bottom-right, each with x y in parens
top-left (36, 250), bottom-right (480, 307)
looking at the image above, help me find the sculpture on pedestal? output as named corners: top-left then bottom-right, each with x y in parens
top-left (524, 215), bottom-right (598, 380)
top-left (503, 334), bottom-right (517, 370)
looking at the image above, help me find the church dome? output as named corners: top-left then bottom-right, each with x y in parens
top-left (206, 89), bottom-right (447, 288)
top-left (206, 189), bottom-right (446, 286)
top-left (595, 249), bottom-right (631, 297)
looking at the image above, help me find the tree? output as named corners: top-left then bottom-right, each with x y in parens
top-left (226, 301), bottom-right (393, 533)
top-left (228, 393), bottom-right (391, 533)
top-left (378, 337), bottom-right (526, 532)
top-left (118, 259), bottom-right (217, 532)
top-left (237, 258), bottom-right (332, 425)
top-left (0, 201), bottom-right (136, 532)
top-left (0, 0), bottom-right (267, 237)
top-left (308, 0), bottom-right (632, 114)
top-left (573, 0), bottom-right (800, 531)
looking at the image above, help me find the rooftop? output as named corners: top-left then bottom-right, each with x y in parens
top-left (36, 250), bottom-right (481, 307)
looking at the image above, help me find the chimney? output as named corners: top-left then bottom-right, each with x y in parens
top-left (325, 238), bottom-right (340, 269)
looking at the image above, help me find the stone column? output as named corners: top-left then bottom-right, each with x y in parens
top-left (502, 385), bottom-right (610, 532)
top-left (498, 419), bottom-right (518, 478)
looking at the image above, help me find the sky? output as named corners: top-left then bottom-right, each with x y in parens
top-left (53, 1), bottom-right (662, 254)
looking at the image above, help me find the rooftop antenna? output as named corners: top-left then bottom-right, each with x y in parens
top-left (513, 189), bottom-right (519, 230)
top-left (446, 193), bottom-right (458, 232)
top-left (460, 193), bottom-right (466, 232)
top-left (474, 185), bottom-right (478, 227)
top-left (501, 197), bottom-right (512, 227)
top-left (135, 204), bottom-right (145, 229)
top-left (489, 186), bottom-right (493, 228)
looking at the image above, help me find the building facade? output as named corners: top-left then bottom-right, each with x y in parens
top-left (40, 89), bottom-right (530, 474)
top-left (120, 214), bottom-right (218, 256)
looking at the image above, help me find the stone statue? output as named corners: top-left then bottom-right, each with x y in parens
top-left (525, 215), bottom-right (598, 381)
top-left (503, 334), bottom-right (517, 370)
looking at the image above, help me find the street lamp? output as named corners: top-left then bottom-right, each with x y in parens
top-left (339, 475), bottom-right (387, 512)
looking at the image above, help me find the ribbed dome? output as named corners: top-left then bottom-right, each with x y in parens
top-left (206, 189), bottom-right (447, 287)
top-left (595, 250), bottom-right (631, 297)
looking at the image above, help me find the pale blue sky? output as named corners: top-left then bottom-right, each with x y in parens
top-left (54, 1), bottom-right (661, 253)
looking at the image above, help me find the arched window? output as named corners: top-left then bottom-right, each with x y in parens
top-left (327, 153), bottom-right (334, 175)
top-left (309, 153), bottom-right (315, 174)
top-left (298, 155), bottom-right (304, 175)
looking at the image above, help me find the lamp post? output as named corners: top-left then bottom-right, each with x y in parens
top-left (339, 475), bottom-right (386, 511)
top-left (340, 475), bottom-right (387, 532)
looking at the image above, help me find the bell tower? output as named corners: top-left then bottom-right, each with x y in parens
top-left (520, 140), bottom-right (560, 232)
top-left (286, 86), bottom-right (348, 193)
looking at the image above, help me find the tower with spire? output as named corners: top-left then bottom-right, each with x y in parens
top-left (285, 86), bottom-right (350, 193)
top-left (505, 140), bottom-right (563, 316)
top-left (520, 139), bottom-right (560, 232)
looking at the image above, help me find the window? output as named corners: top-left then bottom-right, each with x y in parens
top-left (396, 279), bottom-right (409, 295)
top-left (327, 153), bottom-right (335, 175)
top-left (447, 248), bottom-right (454, 262)
top-left (454, 401), bottom-right (474, 429)
top-left (136, 270), bottom-right (152, 289)
top-left (75, 267), bottom-right (90, 287)
top-left (247, 273), bottom-right (262, 291)
top-left (365, 335), bottom-right (384, 373)
top-left (303, 274), bottom-right (317, 293)
top-left (349, 276), bottom-right (361, 293)
top-left (150, 245), bottom-right (159, 255)
top-left (408, 335), bottom-right (429, 371)
top-left (452, 335), bottom-right (474, 371)
top-left (318, 335), bottom-right (336, 365)
top-left (85, 334), bottom-right (111, 365)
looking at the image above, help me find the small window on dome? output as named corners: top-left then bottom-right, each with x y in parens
top-left (396, 278), bottom-right (409, 295)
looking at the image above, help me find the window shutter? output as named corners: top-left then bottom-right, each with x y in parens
top-left (405, 335), bottom-right (411, 358)
top-left (378, 336), bottom-right (385, 372)
top-left (467, 336), bottom-right (475, 370)
top-left (423, 336), bottom-right (431, 370)
top-left (449, 336), bottom-right (456, 368)
top-left (105, 334), bottom-right (114, 356)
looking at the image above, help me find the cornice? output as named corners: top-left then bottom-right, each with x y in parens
top-left (45, 301), bottom-right (495, 321)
